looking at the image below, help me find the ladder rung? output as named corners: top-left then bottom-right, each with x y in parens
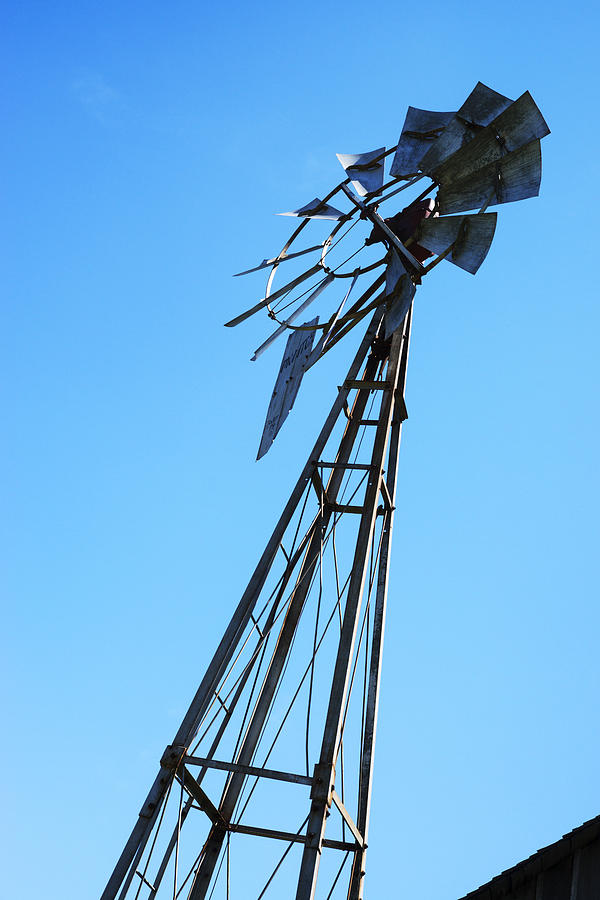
top-left (358, 419), bottom-right (378, 426)
top-left (316, 461), bottom-right (375, 471)
top-left (328, 503), bottom-right (364, 515)
top-left (344, 379), bottom-right (391, 391)
top-left (328, 503), bottom-right (387, 516)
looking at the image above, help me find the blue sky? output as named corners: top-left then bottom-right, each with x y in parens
top-left (2, 1), bottom-right (599, 898)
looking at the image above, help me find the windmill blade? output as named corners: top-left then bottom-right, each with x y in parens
top-left (278, 197), bottom-right (346, 220)
top-left (225, 264), bottom-right (322, 328)
top-left (420, 82), bottom-right (513, 175)
top-left (432, 91), bottom-right (550, 186)
top-left (234, 244), bottom-right (325, 277)
top-left (390, 108), bottom-right (455, 178)
top-left (416, 213), bottom-right (497, 274)
top-left (336, 148), bottom-right (386, 197)
top-left (384, 274), bottom-right (415, 339)
top-left (305, 272), bottom-right (360, 370)
top-left (437, 140), bottom-right (542, 215)
top-left (251, 274), bottom-right (334, 361)
top-left (385, 249), bottom-right (408, 295)
top-left (257, 318), bottom-right (318, 460)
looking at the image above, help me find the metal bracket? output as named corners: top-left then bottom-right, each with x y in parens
top-left (396, 393), bottom-right (408, 422)
top-left (310, 762), bottom-right (335, 806)
top-left (160, 744), bottom-right (187, 770)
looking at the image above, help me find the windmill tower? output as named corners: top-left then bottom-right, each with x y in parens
top-left (101, 83), bottom-right (549, 900)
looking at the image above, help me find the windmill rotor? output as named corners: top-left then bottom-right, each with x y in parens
top-left (222, 81), bottom-right (549, 459)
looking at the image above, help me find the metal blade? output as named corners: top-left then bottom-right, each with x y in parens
top-left (336, 148), bottom-right (385, 196)
top-left (384, 275), bottom-right (415, 339)
top-left (390, 108), bottom-right (455, 178)
top-left (305, 272), bottom-right (360, 369)
top-left (225, 264), bottom-right (322, 328)
top-left (420, 82), bottom-right (513, 175)
top-left (416, 213), bottom-right (497, 274)
top-left (257, 318), bottom-right (318, 459)
top-left (278, 198), bottom-right (346, 220)
top-left (437, 140), bottom-right (542, 215)
top-left (385, 249), bottom-right (408, 295)
top-left (233, 244), bottom-right (325, 277)
top-left (251, 274), bottom-right (334, 360)
top-left (432, 91), bottom-right (550, 186)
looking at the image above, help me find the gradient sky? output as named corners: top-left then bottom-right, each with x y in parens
top-left (2, 1), bottom-right (599, 898)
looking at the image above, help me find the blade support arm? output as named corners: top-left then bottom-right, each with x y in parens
top-left (339, 183), bottom-right (425, 276)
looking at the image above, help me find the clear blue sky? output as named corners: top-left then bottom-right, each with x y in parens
top-left (2, 1), bottom-right (599, 898)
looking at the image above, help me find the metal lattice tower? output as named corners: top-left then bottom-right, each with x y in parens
top-left (101, 82), bottom-right (549, 900)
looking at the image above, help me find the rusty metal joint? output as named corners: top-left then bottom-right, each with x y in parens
top-left (310, 761), bottom-right (335, 805)
top-left (160, 743), bottom-right (187, 771)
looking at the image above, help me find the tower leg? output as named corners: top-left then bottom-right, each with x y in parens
top-left (349, 309), bottom-right (412, 900)
top-left (295, 320), bottom-right (410, 900)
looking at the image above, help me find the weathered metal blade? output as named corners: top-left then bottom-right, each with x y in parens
top-left (384, 274), bottom-right (415, 339)
top-left (437, 140), bottom-right (542, 215)
top-left (225, 264), bottom-right (322, 328)
top-left (336, 148), bottom-right (385, 196)
top-left (278, 198), bottom-right (346, 220)
top-left (432, 91), bottom-right (550, 186)
top-left (385, 249), bottom-right (408, 295)
top-left (233, 244), bottom-right (325, 277)
top-left (251, 274), bottom-right (334, 360)
top-left (416, 213), bottom-right (497, 274)
top-left (390, 108), bottom-right (455, 178)
top-left (257, 318), bottom-right (318, 459)
top-left (305, 272), bottom-right (360, 369)
top-left (420, 82), bottom-right (513, 175)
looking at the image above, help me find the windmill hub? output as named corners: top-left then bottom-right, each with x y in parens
top-left (364, 198), bottom-right (436, 263)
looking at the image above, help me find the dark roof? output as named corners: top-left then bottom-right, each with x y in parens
top-left (457, 814), bottom-right (600, 900)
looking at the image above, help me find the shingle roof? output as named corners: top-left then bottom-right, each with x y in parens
top-left (457, 814), bottom-right (600, 900)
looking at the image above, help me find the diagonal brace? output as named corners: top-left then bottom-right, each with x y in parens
top-left (178, 768), bottom-right (227, 829)
top-left (331, 791), bottom-right (366, 848)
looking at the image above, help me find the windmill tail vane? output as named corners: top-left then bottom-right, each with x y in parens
top-left (100, 82), bottom-right (549, 900)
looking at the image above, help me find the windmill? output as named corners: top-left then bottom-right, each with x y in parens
top-left (101, 82), bottom-right (549, 900)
